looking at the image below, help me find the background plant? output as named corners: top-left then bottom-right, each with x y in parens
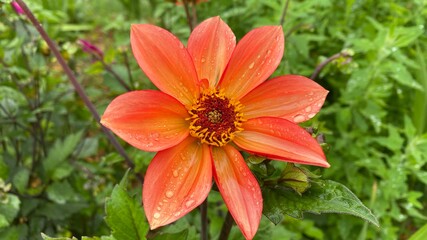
top-left (0, 0), bottom-right (426, 239)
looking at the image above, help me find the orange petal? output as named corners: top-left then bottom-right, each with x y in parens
top-left (219, 26), bottom-right (284, 100)
top-left (143, 137), bottom-right (212, 229)
top-left (234, 117), bottom-right (329, 167)
top-left (240, 75), bottom-right (329, 122)
top-left (188, 16), bottom-right (236, 88)
top-left (101, 90), bottom-right (189, 152)
top-left (131, 24), bottom-right (199, 107)
top-left (212, 145), bottom-right (262, 240)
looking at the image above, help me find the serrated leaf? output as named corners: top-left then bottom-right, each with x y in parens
top-left (43, 131), bottom-right (83, 180)
top-left (262, 180), bottom-right (379, 227)
top-left (105, 172), bottom-right (148, 240)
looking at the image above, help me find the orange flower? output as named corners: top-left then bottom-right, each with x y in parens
top-left (101, 16), bottom-right (329, 239)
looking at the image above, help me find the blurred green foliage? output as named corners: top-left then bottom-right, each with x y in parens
top-left (1, 0), bottom-right (427, 239)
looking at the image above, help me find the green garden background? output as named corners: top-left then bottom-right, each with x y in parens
top-left (1, 0), bottom-right (427, 239)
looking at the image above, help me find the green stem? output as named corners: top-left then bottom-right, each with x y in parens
top-left (200, 199), bottom-right (208, 240)
top-left (279, 0), bottom-right (290, 26)
top-left (310, 51), bottom-right (350, 80)
top-left (182, 0), bottom-right (194, 31)
top-left (219, 211), bottom-right (234, 240)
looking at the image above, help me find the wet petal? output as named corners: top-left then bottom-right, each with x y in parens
top-left (240, 75), bottom-right (328, 122)
top-left (219, 26), bottom-right (284, 100)
top-left (131, 24), bottom-right (199, 106)
top-left (212, 145), bottom-right (262, 240)
top-left (143, 137), bottom-right (212, 229)
top-left (101, 90), bottom-right (189, 152)
top-left (188, 16), bottom-right (236, 88)
top-left (234, 117), bottom-right (329, 167)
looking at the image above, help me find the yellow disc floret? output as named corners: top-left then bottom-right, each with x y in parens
top-left (188, 89), bottom-right (245, 147)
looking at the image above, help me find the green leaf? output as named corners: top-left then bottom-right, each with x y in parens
top-left (382, 61), bottom-right (423, 90)
top-left (46, 180), bottom-right (78, 204)
top-left (0, 214), bottom-right (9, 229)
top-left (262, 180), bottom-right (379, 227)
top-left (393, 26), bottom-right (424, 48)
top-left (12, 167), bottom-right (30, 194)
top-left (0, 194), bottom-right (20, 225)
top-left (105, 171), bottom-right (148, 240)
top-left (409, 223), bottom-right (427, 240)
top-left (152, 229), bottom-right (188, 240)
top-left (36, 202), bottom-right (87, 220)
top-left (0, 224), bottom-right (28, 240)
top-left (0, 159), bottom-right (9, 179)
top-left (43, 131), bottom-right (84, 180)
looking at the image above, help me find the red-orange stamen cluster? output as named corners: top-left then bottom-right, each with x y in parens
top-left (188, 89), bottom-right (245, 147)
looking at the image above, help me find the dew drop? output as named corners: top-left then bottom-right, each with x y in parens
top-left (173, 170), bottom-right (179, 177)
top-left (153, 212), bottom-right (160, 219)
top-left (305, 106), bottom-right (312, 113)
top-left (201, 57), bottom-right (206, 63)
top-left (293, 114), bottom-right (305, 122)
top-left (308, 113), bottom-right (316, 118)
top-left (185, 199), bottom-right (195, 208)
top-left (157, 206), bottom-right (161, 211)
top-left (166, 191), bottom-right (174, 198)
top-left (248, 62), bottom-right (255, 69)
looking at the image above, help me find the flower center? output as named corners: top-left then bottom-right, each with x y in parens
top-left (188, 89), bottom-right (245, 147)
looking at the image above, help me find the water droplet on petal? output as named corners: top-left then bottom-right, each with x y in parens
top-left (248, 62), bottom-right (255, 69)
top-left (185, 199), bottom-right (195, 208)
top-left (308, 113), bottom-right (316, 118)
top-left (293, 114), bottom-right (305, 122)
top-left (173, 170), bottom-right (179, 177)
top-left (166, 191), bottom-right (174, 198)
top-left (305, 106), bottom-right (312, 113)
top-left (201, 57), bottom-right (206, 63)
top-left (153, 212), bottom-right (160, 219)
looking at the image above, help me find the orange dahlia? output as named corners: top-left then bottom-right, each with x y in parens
top-left (101, 16), bottom-right (329, 239)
